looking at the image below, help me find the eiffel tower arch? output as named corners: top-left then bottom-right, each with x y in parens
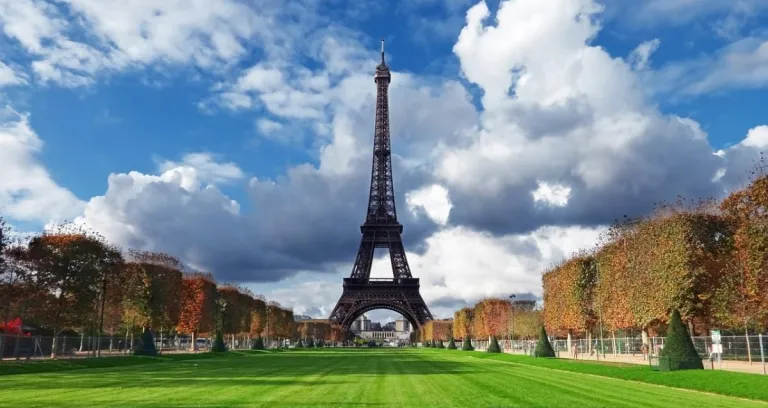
top-left (329, 40), bottom-right (433, 332)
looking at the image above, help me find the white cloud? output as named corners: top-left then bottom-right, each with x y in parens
top-left (0, 0), bottom-right (301, 86)
top-left (158, 153), bottom-right (245, 185)
top-left (531, 182), bottom-right (571, 207)
top-left (406, 184), bottom-right (452, 226)
top-left (0, 107), bottom-right (84, 223)
top-left (629, 39), bottom-right (661, 71)
top-left (0, 60), bottom-right (27, 87)
top-left (256, 119), bottom-right (284, 135)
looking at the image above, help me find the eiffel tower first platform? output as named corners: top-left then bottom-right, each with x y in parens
top-left (329, 40), bottom-right (433, 332)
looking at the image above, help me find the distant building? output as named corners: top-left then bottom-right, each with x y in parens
top-left (383, 321), bottom-right (396, 331)
top-left (351, 314), bottom-right (371, 332)
top-left (294, 315), bottom-right (313, 321)
top-left (395, 319), bottom-right (410, 333)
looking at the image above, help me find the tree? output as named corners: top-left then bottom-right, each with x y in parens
top-left (295, 339), bottom-right (304, 348)
top-left (473, 299), bottom-right (511, 339)
top-left (715, 173), bottom-right (768, 357)
top-left (534, 326), bottom-right (556, 358)
top-left (487, 336), bottom-right (501, 353)
top-left (461, 336), bottom-right (473, 351)
top-left (660, 309), bottom-right (703, 370)
top-left (252, 336), bottom-right (265, 350)
top-left (134, 329), bottom-right (158, 356)
top-left (24, 225), bottom-right (122, 358)
top-left (453, 308), bottom-right (473, 340)
top-left (447, 338), bottom-right (457, 349)
top-left (211, 330), bottom-right (227, 352)
top-left (126, 251), bottom-right (183, 338)
top-left (177, 273), bottom-right (217, 350)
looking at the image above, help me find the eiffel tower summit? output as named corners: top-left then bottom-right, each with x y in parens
top-left (329, 40), bottom-right (434, 332)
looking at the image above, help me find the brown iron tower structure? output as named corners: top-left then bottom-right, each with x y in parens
top-left (329, 40), bottom-right (433, 331)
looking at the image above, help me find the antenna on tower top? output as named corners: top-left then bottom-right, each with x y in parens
top-left (380, 38), bottom-right (385, 64)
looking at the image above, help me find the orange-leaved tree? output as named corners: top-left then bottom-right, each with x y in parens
top-left (177, 272), bottom-right (217, 350)
top-left (453, 307), bottom-right (473, 339)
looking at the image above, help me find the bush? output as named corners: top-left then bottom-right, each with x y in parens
top-left (660, 309), bottom-right (704, 370)
top-left (534, 326), bottom-right (556, 358)
top-left (447, 338), bottom-right (457, 349)
top-left (462, 336), bottom-right (474, 351)
top-left (487, 336), bottom-right (501, 353)
top-left (251, 336), bottom-right (264, 350)
top-left (134, 330), bottom-right (158, 356)
top-left (211, 331), bottom-right (227, 353)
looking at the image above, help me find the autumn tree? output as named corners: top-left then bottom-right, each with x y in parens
top-left (250, 296), bottom-right (267, 339)
top-left (542, 253), bottom-right (597, 337)
top-left (24, 225), bottom-right (122, 358)
top-left (716, 174), bottom-right (768, 333)
top-left (177, 273), bottom-right (217, 350)
top-left (453, 307), bottom-right (473, 340)
top-left (473, 299), bottom-right (511, 339)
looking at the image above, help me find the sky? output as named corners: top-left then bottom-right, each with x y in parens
top-left (1, 0), bottom-right (767, 324)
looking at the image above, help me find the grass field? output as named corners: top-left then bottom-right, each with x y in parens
top-left (1, 349), bottom-right (767, 407)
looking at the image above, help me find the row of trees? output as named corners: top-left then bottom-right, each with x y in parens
top-left (416, 298), bottom-right (542, 342)
top-left (0, 222), bottom-right (297, 357)
top-left (542, 173), bottom-right (768, 339)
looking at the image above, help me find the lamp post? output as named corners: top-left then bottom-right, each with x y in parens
top-left (509, 294), bottom-right (516, 352)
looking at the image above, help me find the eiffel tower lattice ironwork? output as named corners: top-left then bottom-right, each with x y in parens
top-left (329, 40), bottom-right (433, 332)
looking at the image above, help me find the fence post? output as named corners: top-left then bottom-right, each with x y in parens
top-left (759, 334), bottom-right (766, 375)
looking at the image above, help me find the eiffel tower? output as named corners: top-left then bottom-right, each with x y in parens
top-left (329, 40), bottom-right (433, 332)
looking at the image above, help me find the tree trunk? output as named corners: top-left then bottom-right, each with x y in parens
top-left (160, 328), bottom-right (164, 355)
top-left (51, 329), bottom-right (58, 359)
top-left (745, 324), bottom-right (753, 364)
top-left (191, 331), bottom-right (198, 352)
top-left (79, 332), bottom-right (84, 352)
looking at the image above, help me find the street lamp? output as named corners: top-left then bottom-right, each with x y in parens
top-left (509, 294), bottom-right (516, 351)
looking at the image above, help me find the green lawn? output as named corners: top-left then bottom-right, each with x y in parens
top-left (1, 349), bottom-right (766, 407)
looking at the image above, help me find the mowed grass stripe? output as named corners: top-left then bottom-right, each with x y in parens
top-left (433, 351), bottom-right (652, 407)
top-left (454, 352), bottom-right (767, 408)
top-left (0, 349), bottom-right (764, 407)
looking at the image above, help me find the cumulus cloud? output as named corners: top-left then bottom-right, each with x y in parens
top-left (157, 153), bottom-right (245, 185)
top-left (0, 107), bottom-right (84, 223)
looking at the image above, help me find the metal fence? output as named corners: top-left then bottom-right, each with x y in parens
top-left (469, 334), bottom-right (768, 374)
top-left (0, 334), bottom-right (263, 360)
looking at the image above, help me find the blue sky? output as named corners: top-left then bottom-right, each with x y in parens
top-left (1, 0), bottom-right (767, 321)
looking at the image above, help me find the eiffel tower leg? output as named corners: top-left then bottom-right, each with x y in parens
top-left (388, 237), bottom-right (412, 279)
top-left (349, 234), bottom-right (375, 280)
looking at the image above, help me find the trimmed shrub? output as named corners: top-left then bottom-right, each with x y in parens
top-left (134, 330), bottom-right (158, 356)
top-left (534, 326), bottom-right (556, 358)
top-left (487, 336), bottom-right (501, 353)
top-left (447, 338), bottom-right (457, 349)
top-left (211, 330), bottom-right (227, 352)
top-left (251, 336), bottom-right (265, 350)
top-left (660, 309), bottom-right (704, 370)
top-left (461, 336), bottom-right (474, 351)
